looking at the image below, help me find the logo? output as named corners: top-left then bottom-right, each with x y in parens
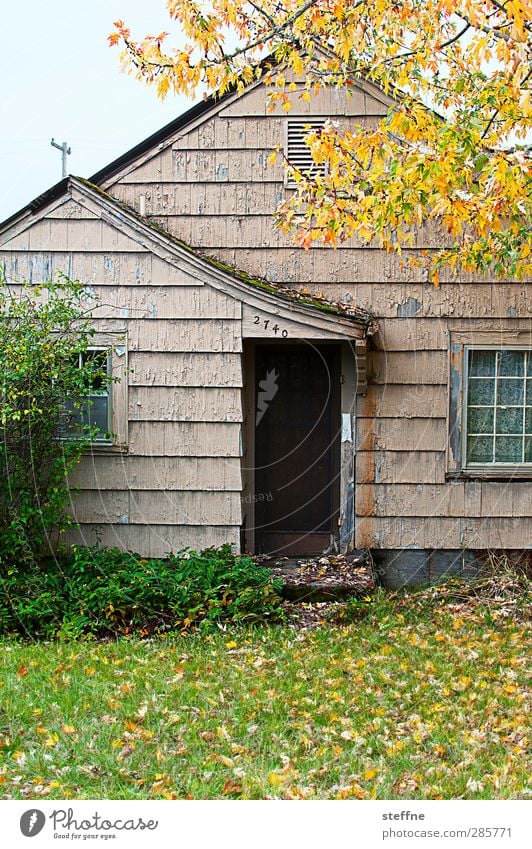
top-left (256, 368), bottom-right (279, 425)
top-left (20, 809), bottom-right (46, 837)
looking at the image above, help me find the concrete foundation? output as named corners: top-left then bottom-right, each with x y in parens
top-left (373, 549), bottom-right (482, 589)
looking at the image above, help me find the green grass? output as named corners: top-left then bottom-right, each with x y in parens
top-left (0, 598), bottom-right (529, 800)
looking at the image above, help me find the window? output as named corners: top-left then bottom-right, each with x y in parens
top-left (60, 348), bottom-right (112, 443)
top-left (464, 348), bottom-right (532, 467)
top-left (285, 118), bottom-right (327, 186)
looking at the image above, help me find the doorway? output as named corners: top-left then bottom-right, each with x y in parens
top-left (253, 343), bottom-right (341, 555)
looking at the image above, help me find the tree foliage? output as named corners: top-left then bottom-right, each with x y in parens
top-left (110, 1), bottom-right (531, 282)
top-left (0, 275), bottom-right (112, 567)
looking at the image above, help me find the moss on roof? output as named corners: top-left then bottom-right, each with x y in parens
top-left (77, 177), bottom-right (374, 325)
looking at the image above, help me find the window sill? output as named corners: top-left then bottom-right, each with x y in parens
top-left (447, 469), bottom-right (532, 481)
top-left (86, 444), bottom-right (128, 456)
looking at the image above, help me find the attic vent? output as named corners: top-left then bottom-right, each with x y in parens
top-left (285, 119), bottom-right (327, 185)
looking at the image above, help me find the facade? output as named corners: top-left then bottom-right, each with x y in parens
top-left (0, 77), bottom-right (530, 585)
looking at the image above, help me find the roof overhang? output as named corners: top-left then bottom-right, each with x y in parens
top-left (0, 177), bottom-right (373, 345)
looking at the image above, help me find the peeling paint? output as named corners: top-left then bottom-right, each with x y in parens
top-left (397, 297), bottom-right (422, 318)
top-left (215, 164), bottom-right (229, 181)
top-left (118, 514), bottom-right (129, 525)
top-left (449, 342), bottom-right (462, 467)
top-left (339, 480), bottom-right (355, 552)
top-left (507, 306), bottom-right (516, 317)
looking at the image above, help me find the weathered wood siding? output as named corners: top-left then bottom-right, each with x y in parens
top-left (103, 79), bottom-right (531, 551)
top-left (1, 196), bottom-right (243, 557)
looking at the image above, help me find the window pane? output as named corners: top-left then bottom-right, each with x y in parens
top-left (498, 350), bottom-right (525, 377)
top-left (495, 436), bottom-right (523, 463)
top-left (495, 407), bottom-right (524, 435)
top-left (497, 378), bottom-right (523, 406)
top-left (467, 436), bottom-right (494, 464)
top-left (469, 350), bottom-right (496, 377)
top-left (468, 378), bottom-right (495, 405)
top-left (468, 407), bottom-right (494, 434)
top-left (465, 349), bottom-right (532, 467)
top-left (82, 397), bottom-right (109, 437)
top-left (58, 399), bottom-right (83, 438)
top-left (83, 350), bottom-right (109, 392)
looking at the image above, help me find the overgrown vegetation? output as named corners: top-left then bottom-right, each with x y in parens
top-left (333, 554), bottom-right (531, 629)
top-left (0, 544), bottom-right (283, 638)
top-left (0, 274), bottom-right (112, 567)
top-left (0, 592), bottom-right (529, 799)
top-left (0, 558), bottom-right (529, 798)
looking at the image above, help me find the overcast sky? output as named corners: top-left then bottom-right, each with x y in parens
top-left (0, 1), bottom-right (192, 222)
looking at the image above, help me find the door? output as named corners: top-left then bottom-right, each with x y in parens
top-left (254, 343), bottom-right (341, 555)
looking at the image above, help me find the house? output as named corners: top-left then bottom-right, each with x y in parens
top-left (0, 76), bottom-right (530, 586)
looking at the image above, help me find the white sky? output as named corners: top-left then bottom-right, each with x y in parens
top-left (0, 1), bottom-right (192, 222)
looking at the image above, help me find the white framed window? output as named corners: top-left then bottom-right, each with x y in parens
top-left (285, 118), bottom-right (328, 186)
top-left (59, 335), bottom-right (128, 450)
top-left (60, 348), bottom-right (113, 444)
top-left (463, 347), bottom-right (532, 467)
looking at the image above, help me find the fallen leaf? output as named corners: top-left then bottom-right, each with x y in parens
top-left (222, 779), bottom-right (242, 795)
top-left (268, 772), bottom-right (287, 787)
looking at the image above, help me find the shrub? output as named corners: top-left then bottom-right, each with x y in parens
top-left (0, 274), bottom-right (114, 566)
top-left (0, 544), bottom-right (284, 638)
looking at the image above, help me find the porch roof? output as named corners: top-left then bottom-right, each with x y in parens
top-left (0, 176), bottom-right (375, 341)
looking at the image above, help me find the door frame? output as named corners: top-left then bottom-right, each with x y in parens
top-left (240, 339), bottom-right (359, 555)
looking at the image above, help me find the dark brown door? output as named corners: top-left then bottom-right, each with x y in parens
top-left (254, 343), bottom-right (341, 556)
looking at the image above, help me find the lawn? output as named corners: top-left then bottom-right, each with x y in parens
top-left (0, 597), bottom-right (529, 800)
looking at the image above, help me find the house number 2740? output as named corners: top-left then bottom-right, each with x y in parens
top-left (253, 315), bottom-right (288, 337)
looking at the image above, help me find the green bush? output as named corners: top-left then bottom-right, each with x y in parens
top-left (0, 544), bottom-right (283, 638)
top-left (0, 274), bottom-right (114, 566)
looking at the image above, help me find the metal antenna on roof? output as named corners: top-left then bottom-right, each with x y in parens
top-left (50, 138), bottom-right (71, 179)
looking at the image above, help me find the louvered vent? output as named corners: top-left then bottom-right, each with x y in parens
top-left (285, 119), bottom-right (327, 185)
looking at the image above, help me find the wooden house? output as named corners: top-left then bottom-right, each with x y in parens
top-left (1, 76), bottom-right (530, 586)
